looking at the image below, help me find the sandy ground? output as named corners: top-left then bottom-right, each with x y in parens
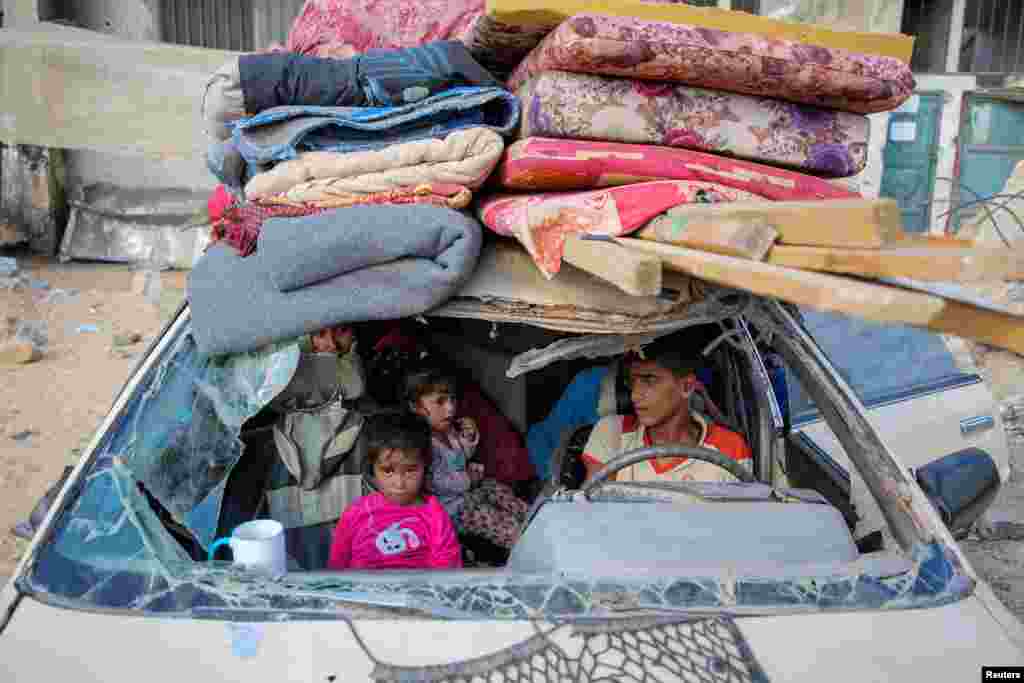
top-left (0, 253), bottom-right (186, 580)
top-left (1, 252), bottom-right (1023, 625)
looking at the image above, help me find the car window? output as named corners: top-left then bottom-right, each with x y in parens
top-left (787, 309), bottom-right (978, 423)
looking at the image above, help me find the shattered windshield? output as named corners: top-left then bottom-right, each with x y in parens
top-left (21, 315), bottom-right (975, 620)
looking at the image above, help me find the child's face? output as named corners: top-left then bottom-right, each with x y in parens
top-left (414, 390), bottom-right (456, 433)
top-left (373, 448), bottom-right (425, 506)
top-left (310, 325), bottom-right (354, 354)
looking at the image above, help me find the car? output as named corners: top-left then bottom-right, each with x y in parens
top-left (1, 289), bottom-right (1022, 682)
top-left (785, 308), bottom-right (1011, 541)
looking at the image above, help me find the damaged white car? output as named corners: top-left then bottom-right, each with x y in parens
top-left (1, 274), bottom-right (1022, 681)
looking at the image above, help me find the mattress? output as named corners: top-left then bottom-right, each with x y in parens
top-left (506, 14), bottom-right (914, 114)
top-left (477, 180), bottom-right (759, 277)
top-left (519, 71), bottom-right (870, 178)
top-left (463, 0), bottom-right (914, 79)
top-left (497, 137), bottom-right (860, 199)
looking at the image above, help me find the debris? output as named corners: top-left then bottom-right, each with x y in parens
top-left (42, 288), bottom-right (78, 305)
top-left (131, 269), bottom-right (163, 307)
top-left (10, 429), bottom-right (35, 441)
top-left (0, 256), bottom-right (17, 276)
top-left (75, 324), bottom-right (99, 334)
top-left (0, 341), bottom-right (42, 365)
top-left (27, 278), bottom-right (49, 290)
top-left (14, 320), bottom-right (47, 352)
top-left (974, 512), bottom-right (1024, 541)
top-left (112, 332), bottom-right (143, 347)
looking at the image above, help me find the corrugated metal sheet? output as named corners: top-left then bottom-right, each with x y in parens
top-left (251, 0), bottom-right (308, 48)
top-left (161, 0), bottom-right (255, 51)
top-left (162, 0), bottom-right (758, 53)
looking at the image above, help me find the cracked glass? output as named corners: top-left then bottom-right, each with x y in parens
top-left (21, 314), bottom-right (974, 626)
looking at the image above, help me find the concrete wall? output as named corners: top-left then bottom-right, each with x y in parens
top-left (59, 0), bottom-right (217, 193)
top-left (914, 74), bottom-right (977, 234)
top-left (759, 0), bottom-right (905, 34)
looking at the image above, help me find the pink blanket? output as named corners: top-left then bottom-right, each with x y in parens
top-left (478, 180), bottom-right (759, 277)
top-left (285, 0), bottom-right (482, 57)
top-left (497, 138), bottom-right (860, 200)
top-left (507, 13), bottom-right (914, 114)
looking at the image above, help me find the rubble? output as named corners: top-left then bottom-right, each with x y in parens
top-left (112, 332), bottom-right (143, 347)
top-left (0, 341), bottom-right (42, 366)
top-left (0, 257), bottom-right (17, 277)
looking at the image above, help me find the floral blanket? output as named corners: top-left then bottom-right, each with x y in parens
top-left (477, 180), bottom-right (759, 277)
top-left (519, 71), bottom-right (870, 178)
top-left (497, 137), bottom-right (860, 200)
top-left (284, 0), bottom-right (483, 57)
top-left (506, 14), bottom-right (913, 114)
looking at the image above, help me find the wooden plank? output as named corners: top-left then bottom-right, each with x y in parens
top-left (892, 233), bottom-right (975, 248)
top-left (615, 237), bottom-right (1024, 356)
top-left (644, 217), bottom-right (778, 261)
top-left (563, 234), bottom-right (662, 296)
top-left (0, 24), bottom-right (239, 159)
top-left (487, 0), bottom-right (915, 62)
top-left (767, 245), bottom-right (1024, 282)
top-left (638, 199), bottom-right (906, 250)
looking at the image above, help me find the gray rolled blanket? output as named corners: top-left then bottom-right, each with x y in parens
top-left (188, 204), bottom-right (482, 355)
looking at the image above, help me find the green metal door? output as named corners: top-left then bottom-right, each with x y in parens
top-left (879, 93), bottom-right (943, 233)
top-left (953, 94), bottom-right (1024, 233)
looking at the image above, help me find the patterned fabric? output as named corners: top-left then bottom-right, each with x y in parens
top-left (477, 180), bottom-right (760, 277)
top-left (459, 479), bottom-right (529, 549)
top-left (519, 71), bottom-right (870, 178)
top-left (245, 127), bottom-right (504, 199)
top-left (498, 137), bottom-right (862, 199)
top-left (463, 1), bottom-right (700, 79)
top-left (507, 13), bottom-right (914, 114)
top-left (285, 0), bottom-right (483, 58)
top-left (582, 413), bottom-right (752, 483)
top-left (429, 428), bottom-right (478, 521)
top-left (210, 202), bottom-right (329, 257)
top-left (258, 183), bottom-right (473, 210)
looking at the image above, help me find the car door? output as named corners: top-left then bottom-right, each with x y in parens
top-left (786, 309), bottom-right (1010, 485)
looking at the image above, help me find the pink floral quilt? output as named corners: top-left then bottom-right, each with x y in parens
top-left (519, 71), bottom-right (870, 178)
top-left (497, 137), bottom-right (860, 200)
top-left (507, 14), bottom-right (914, 114)
top-left (477, 180), bottom-right (759, 277)
top-left (285, 0), bottom-right (482, 57)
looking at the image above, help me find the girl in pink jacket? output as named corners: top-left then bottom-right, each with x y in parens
top-left (328, 412), bottom-right (462, 570)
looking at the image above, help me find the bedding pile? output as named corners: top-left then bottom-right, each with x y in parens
top-left (190, 1), bottom-right (917, 343)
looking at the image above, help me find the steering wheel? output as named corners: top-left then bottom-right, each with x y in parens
top-left (581, 444), bottom-right (756, 498)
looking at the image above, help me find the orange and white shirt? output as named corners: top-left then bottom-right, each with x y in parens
top-left (582, 413), bottom-right (752, 483)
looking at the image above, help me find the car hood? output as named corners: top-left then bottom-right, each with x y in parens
top-left (0, 593), bottom-right (1020, 682)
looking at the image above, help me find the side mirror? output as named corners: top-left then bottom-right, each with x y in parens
top-left (915, 448), bottom-right (1001, 539)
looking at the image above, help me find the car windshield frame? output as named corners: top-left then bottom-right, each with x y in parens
top-left (14, 300), bottom-right (978, 622)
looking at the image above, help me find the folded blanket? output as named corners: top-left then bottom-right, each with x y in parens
top-left (245, 128), bottom-right (503, 199)
top-left (497, 138), bottom-right (859, 200)
top-left (519, 71), bottom-right (869, 178)
top-left (208, 86), bottom-right (520, 189)
top-left (477, 180), bottom-right (759, 277)
top-left (506, 14), bottom-right (914, 114)
top-left (202, 42), bottom-right (500, 140)
top-left (258, 183), bottom-right (473, 210)
top-left (188, 205), bottom-right (483, 355)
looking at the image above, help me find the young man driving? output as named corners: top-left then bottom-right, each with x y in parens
top-left (581, 338), bottom-right (752, 483)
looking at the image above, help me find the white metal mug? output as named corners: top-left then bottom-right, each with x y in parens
top-left (209, 519), bottom-right (287, 579)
